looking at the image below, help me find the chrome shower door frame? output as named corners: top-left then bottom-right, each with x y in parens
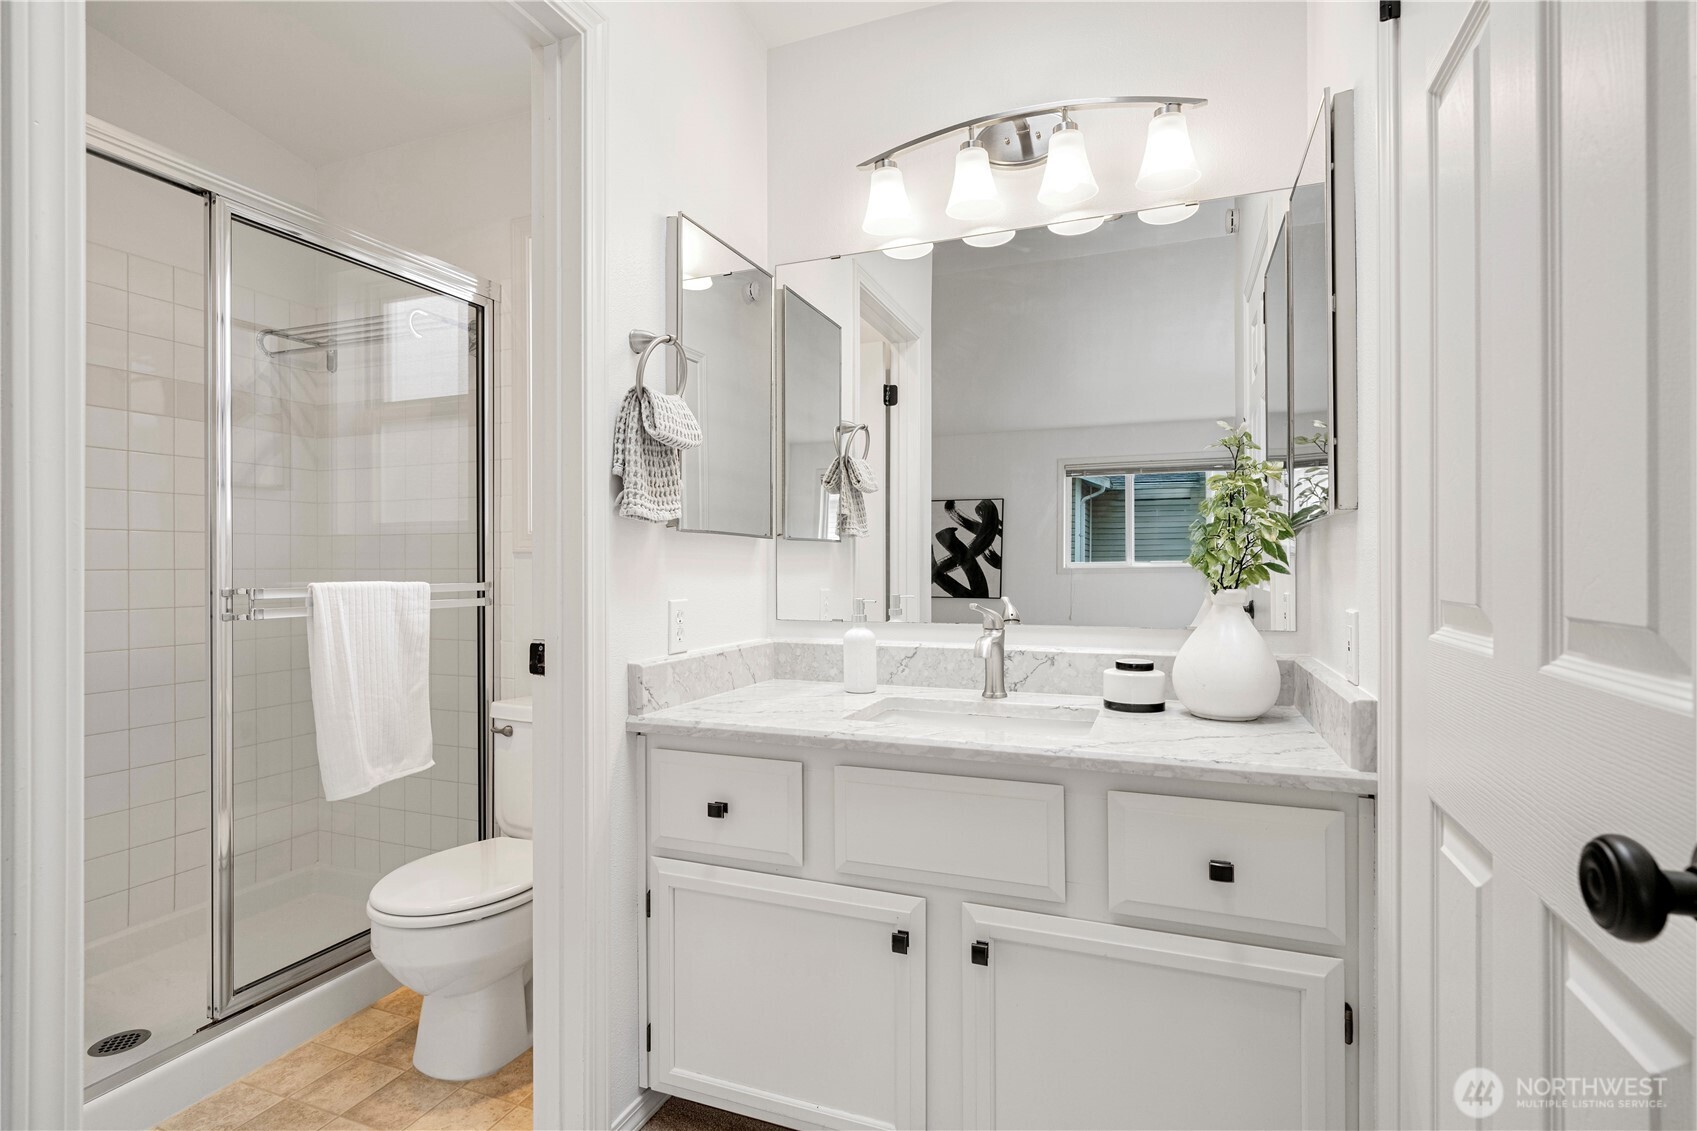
top-left (86, 119), bottom-right (497, 1028)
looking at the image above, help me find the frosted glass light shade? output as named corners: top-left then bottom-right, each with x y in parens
top-left (1137, 202), bottom-right (1200, 226)
top-left (881, 242), bottom-right (934, 260)
top-left (945, 144), bottom-right (1000, 221)
top-left (1037, 125), bottom-right (1099, 209)
top-left (962, 229), bottom-right (1015, 248)
top-left (681, 275), bottom-right (714, 291)
top-left (1136, 107), bottom-right (1201, 193)
top-left (861, 163), bottom-right (913, 237)
top-left (1047, 215), bottom-right (1106, 236)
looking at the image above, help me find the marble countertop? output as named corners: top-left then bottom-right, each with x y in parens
top-left (627, 680), bottom-right (1377, 794)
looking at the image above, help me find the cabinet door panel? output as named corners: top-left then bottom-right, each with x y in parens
top-left (649, 858), bottom-right (925, 1130)
top-left (962, 903), bottom-right (1344, 1130)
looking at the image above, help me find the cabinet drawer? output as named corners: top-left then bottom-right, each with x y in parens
top-left (650, 747), bottom-right (804, 866)
top-left (835, 766), bottom-right (1066, 902)
top-left (1107, 792), bottom-right (1347, 944)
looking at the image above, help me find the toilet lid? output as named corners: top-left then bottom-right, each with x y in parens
top-left (368, 837), bottom-right (533, 918)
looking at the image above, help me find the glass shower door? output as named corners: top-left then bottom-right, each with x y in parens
top-left (215, 215), bottom-right (485, 1010)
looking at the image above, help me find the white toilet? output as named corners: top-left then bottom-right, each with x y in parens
top-left (367, 698), bottom-right (534, 1081)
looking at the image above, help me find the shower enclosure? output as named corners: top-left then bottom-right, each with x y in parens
top-left (83, 122), bottom-right (494, 1092)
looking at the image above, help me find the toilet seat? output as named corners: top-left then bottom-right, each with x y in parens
top-left (367, 837), bottom-right (533, 929)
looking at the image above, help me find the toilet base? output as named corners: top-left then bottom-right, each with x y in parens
top-left (413, 967), bottom-right (533, 1080)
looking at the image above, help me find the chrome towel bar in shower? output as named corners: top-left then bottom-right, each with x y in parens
top-left (219, 582), bottom-right (488, 622)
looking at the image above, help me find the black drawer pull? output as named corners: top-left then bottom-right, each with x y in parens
top-left (706, 801), bottom-right (729, 819)
top-left (1209, 859), bottom-right (1235, 883)
top-left (891, 930), bottom-right (910, 954)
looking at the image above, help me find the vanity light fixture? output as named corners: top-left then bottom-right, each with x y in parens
top-left (881, 241), bottom-right (934, 260)
top-left (1136, 201), bottom-right (1201, 226)
top-left (861, 159), bottom-right (914, 236)
top-left (1135, 104), bottom-right (1203, 193)
top-left (1047, 214), bottom-right (1115, 236)
top-left (961, 229), bottom-right (1016, 248)
top-left (945, 137), bottom-right (1000, 221)
top-left (1036, 114), bottom-right (1099, 209)
top-left (681, 275), bottom-right (714, 291)
top-left (858, 96), bottom-right (1206, 236)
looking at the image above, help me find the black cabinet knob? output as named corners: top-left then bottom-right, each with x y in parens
top-left (1209, 859), bottom-right (1235, 883)
top-left (1578, 835), bottom-right (1697, 942)
top-left (706, 801), bottom-right (729, 819)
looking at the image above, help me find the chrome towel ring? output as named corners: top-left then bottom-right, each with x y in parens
top-left (628, 329), bottom-right (691, 396)
top-left (837, 422), bottom-right (871, 459)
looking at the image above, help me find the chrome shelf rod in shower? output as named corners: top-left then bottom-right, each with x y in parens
top-left (257, 308), bottom-right (477, 370)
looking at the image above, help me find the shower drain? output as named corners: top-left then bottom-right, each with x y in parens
top-left (88, 1029), bottom-right (150, 1057)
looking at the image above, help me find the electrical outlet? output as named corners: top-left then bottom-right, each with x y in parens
top-left (1343, 608), bottom-right (1360, 685)
top-left (667, 599), bottom-right (687, 655)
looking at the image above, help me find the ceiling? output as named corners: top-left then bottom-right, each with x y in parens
top-left (86, 2), bottom-right (533, 168)
top-left (738, 1), bottom-right (947, 47)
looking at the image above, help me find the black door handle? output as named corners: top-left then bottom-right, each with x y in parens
top-left (1578, 835), bottom-right (1697, 942)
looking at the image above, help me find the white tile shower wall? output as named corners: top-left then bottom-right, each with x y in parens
top-left (83, 232), bottom-right (212, 941)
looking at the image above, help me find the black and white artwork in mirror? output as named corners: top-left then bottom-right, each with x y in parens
top-left (931, 498), bottom-right (1003, 599)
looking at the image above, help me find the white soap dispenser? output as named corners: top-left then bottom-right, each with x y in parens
top-left (844, 598), bottom-right (877, 694)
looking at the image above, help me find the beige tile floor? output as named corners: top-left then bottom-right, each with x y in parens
top-left (157, 988), bottom-right (531, 1131)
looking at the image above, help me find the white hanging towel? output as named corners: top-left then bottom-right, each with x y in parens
top-left (306, 581), bottom-right (434, 801)
top-left (612, 386), bottom-right (703, 523)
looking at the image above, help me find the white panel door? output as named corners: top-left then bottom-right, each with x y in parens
top-left (1395, 2), bottom-right (1695, 1127)
top-left (647, 858), bottom-right (926, 1130)
top-left (961, 903), bottom-right (1345, 1130)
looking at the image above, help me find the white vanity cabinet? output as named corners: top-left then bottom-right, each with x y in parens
top-left (640, 738), bottom-right (1371, 1131)
top-left (646, 857), bottom-right (927, 1130)
top-left (961, 904), bottom-right (1344, 1130)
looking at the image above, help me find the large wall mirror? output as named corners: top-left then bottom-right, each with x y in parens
top-left (670, 214), bottom-right (774, 537)
top-left (773, 92), bottom-right (1356, 630)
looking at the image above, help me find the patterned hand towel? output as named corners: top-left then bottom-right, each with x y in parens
top-left (612, 386), bottom-right (703, 522)
top-left (822, 449), bottom-right (880, 537)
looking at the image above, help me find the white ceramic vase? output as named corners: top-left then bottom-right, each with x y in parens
top-left (1171, 588), bottom-right (1280, 721)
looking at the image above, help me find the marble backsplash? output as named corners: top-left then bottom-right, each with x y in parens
top-left (772, 641), bottom-right (1297, 703)
top-left (628, 638), bottom-right (1375, 770)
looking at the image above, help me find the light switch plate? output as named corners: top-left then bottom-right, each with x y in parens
top-left (667, 599), bottom-right (687, 655)
top-left (1343, 608), bottom-right (1360, 685)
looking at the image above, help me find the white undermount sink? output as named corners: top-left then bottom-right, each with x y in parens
top-left (849, 697), bottom-right (1100, 739)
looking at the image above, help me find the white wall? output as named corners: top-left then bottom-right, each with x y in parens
top-left (932, 234), bottom-right (1237, 435)
top-left (87, 30), bottom-right (319, 206)
top-left (768, 1), bottom-right (1311, 263)
top-left (1299, 1), bottom-right (1380, 694)
top-left (597, 5), bottom-right (772, 1122)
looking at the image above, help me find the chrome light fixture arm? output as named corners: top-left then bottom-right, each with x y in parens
top-left (857, 95), bottom-right (1208, 169)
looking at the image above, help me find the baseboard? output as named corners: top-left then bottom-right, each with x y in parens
top-left (613, 1088), bottom-right (670, 1131)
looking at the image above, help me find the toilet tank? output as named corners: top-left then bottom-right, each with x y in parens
top-left (491, 698), bottom-right (532, 839)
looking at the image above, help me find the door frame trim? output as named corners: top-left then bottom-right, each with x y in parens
top-left (0, 4), bottom-right (88, 1126)
top-left (1374, 9), bottom-right (1404, 1131)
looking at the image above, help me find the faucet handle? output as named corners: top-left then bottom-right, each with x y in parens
top-left (1000, 595), bottom-right (1021, 625)
top-left (969, 602), bottom-right (1004, 631)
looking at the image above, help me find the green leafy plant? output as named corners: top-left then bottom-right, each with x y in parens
top-left (1291, 420), bottom-right (1330, 532)
top-left (1187, 421), bottom-right (1295, 592)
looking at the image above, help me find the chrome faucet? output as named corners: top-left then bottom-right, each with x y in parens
top-left (969, 596), bottom-right (1021, 699)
